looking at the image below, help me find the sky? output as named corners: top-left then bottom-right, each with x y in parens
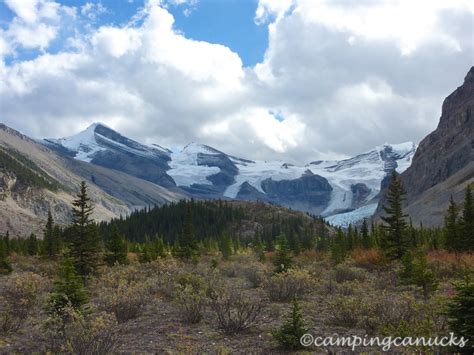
top-left (0, 0), bottom-right (473, 163)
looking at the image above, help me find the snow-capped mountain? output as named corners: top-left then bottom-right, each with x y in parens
top-left (43, 123), bottom-right (417, 226)
top-left (44, 123), bottom-right (175, 187)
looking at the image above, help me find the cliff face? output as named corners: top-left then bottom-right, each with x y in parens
top-left (403, 67), bottom-right (474, 199)
top-left (376, 67), bottom-right (474, 226)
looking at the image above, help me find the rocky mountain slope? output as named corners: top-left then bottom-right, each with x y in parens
top-left (375, 66), bottom-right (474, 226)
top-left (0, 124), bottom-right (183, 236)
top-left (43, 123), bottom-right (416, 226)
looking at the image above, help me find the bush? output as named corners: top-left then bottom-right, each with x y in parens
top-left (241, 263), bottom-right (267, 288)
top-left (210, 287), bottom-right (267, 335)
top-left (0, 272), bottom-right (46, 332)
top-left (96, 281), bottom-right (150, 323)
top-left (264, 269), bottom-right (313, 302)
top-left (44, 307), bottom-right (117, 354)
top-left (351, 248), bottom-right (383, 270)
top-left (332, 264), bottom-right (366, 283)
top-left (175, 284), bottom-right (206, 323)
top-left (328, 292), bottom-right (446, 337)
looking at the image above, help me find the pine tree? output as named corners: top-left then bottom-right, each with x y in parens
top-left (361, 219), bottom-right (371, 249)
top-left (68, 181), bottom-right (102, 277)
top-left (105, 225), bottom-right (128, 266)
top-left (400, 250), bottom-right (437, 300)
top-left (219, 232), bottom-right (233, 260)
top-left (444, 196), bottom-right (462, 251)
top-left (253, 233), bottom-right (266, 262)
top-left (27, 233), bottom-right (38, 255)
top-left (43, 210), bottom-right (59, 258)
top-left (381, 171), bottom-right (409, 259)
top-left (272, 298), bottom-right (307, 350)
top-left (330, 229), bottom-right (347, 264)
top-left (0, 237), bottom-right (12, 274)
top-left (151, 235), bottom-right (166, 259)
top-left (174, 204), bottom-right (198, 260)
top-left (273, 234), bottom-right (293, 274)
top-left (47, 257), bottom-right (88, 314)
top-left (447, 281), bottom-right (474, 352)
top-left (459, 186), bottom-right (473, 251)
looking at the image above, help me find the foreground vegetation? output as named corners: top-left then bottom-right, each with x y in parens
top-left (0, 176), bottom-right (473, 353)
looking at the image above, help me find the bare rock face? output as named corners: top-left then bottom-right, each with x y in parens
top-left (376, 67), bottom-right (474, 226)
top-left (403, 67), bottom-right (474, 199)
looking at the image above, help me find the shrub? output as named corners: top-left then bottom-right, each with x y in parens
top-left (0, 272), bottom-right (45, 332)
top-left (351, 248), bottom-right (383, 270)
top-left (332, 264), bottom-right (366, 283)
top-left (210, 287), bottom-right (267, 335)
top-left (96, 281), bottom-right (150, 322)
top-left (272, 298), bottom-right (308, 350)
top-left (44, 307), bottom-right (117, 354)
top-left (264, 269), bottom-right (313, 302)
top-left (175, 284), bottom-right (206, 323)
top-left (241, 263), bottom-right (267, 288)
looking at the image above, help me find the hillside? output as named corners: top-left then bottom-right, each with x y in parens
top-left (0, 124), bottom-right (183, 236)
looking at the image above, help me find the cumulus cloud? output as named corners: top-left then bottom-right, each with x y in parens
top-left (0, 0), bottom-right (472, 164)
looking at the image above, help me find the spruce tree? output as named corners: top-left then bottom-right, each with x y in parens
top-left (68, 181), bottom-right (101, 277)
top-left (43, 210), bottom-right (59, 258)
top-left (381, 171), bottom-right (409, 259)
top-left (219, 232), bottom-right (233, 260)
top-left (174, 204), bottom-right (198, 260)
top-left (447, 281), bottom-right (474, 352)
top-left (47, 257), bottom-right (88, 314)
top-left (459, 186), bottom-right (473, 251)
top-left (27, 233), bottom-right (38, 255)
top-left (0, 237), bottom-right (12, 274)
top-left (361, 219), bottom-right (371, 249)
top-left (273, 234), bottom-right (293, 273)
top-left (444, 196), bottom-right (461, 251)
top-left (411, 250), bottom-right (438, 300)
top-left (105, 225), bottom-right (128, 266)
top-left (272, 297), bottom-right (308, 350)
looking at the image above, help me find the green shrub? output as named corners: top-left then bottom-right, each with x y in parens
top-left (175, 284), bottom-right (206, 323)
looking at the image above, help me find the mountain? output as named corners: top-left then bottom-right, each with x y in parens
top-left (44, 123), bottom-right (175, 187)
top-left (44, 124), bottom-right (416, 226)
top-left (0, 124), bottom-right (183, 236)
top-left (375, 66), bottom-right (474, 226)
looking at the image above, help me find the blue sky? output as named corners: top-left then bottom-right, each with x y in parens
top-left (0, 0), bottom-right (268, 66)
top-left (0, 0), bottom-right (472, 162)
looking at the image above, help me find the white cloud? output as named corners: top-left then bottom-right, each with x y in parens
top-left (0, 0), bottom-right (473, 164)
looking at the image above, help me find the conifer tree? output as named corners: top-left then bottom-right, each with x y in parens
top-left (0, 237), bottom-right (12, 274)
top-left (447, 280), bottom-right (474, 352)
top-left (68, 181), bottom-right (101, 276)
top-left (43, 210), bottom-right (59, 258)
top-left (253, 233), bottom-right (266, 262)
top-left (47, 257), bottom-right (88, 314)
top-left (459, 186), bottom-right (473, 251)
top-left (174, 204), bottom-right (198, 260)
top-left (330, 229), bottom-right (347, 264)
top-left (381, 171), bottom-right (409, 259)
top-left (273, 234), bottom-right (293, 273)
top-left (105, 225), bottom-right (128, 266)
top-left (361, 219), bottom-right (371, 249)
top-left (151, 235), bottom-right (166, 259)
top-left (444, 196), bottom-right (461, 251)
top-left (219, 232), bottom-right (233, 260)
top-left (272, 297), bottom-right (307, 350)
top-left (27, 233), bottom-right (38, 255)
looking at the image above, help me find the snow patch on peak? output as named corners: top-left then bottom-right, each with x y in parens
top-left (168, 143), bottom-right (221, 187)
